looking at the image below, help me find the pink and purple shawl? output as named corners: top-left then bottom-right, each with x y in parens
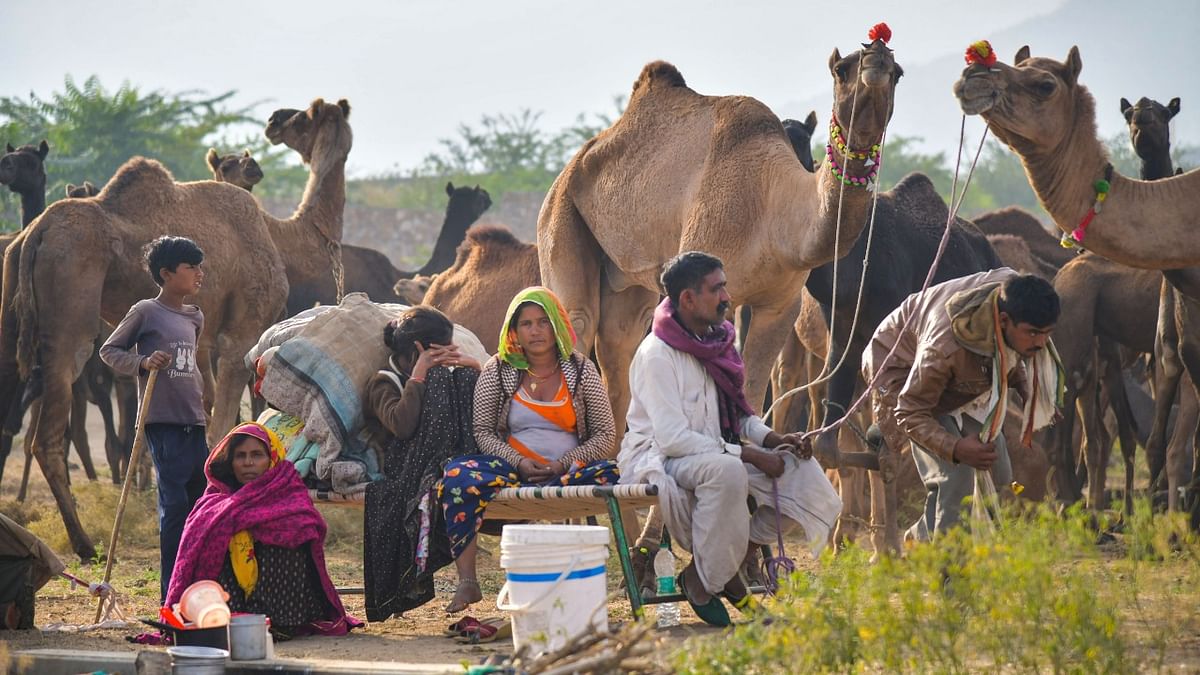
top-left (165, 425), bottom-right (361, 636)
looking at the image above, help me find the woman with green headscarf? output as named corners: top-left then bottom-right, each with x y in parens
top-left (437, 286), bottom-right (619, 614)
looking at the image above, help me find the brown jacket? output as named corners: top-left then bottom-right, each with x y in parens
top-left (864, 268), bottom-right (1027, 461)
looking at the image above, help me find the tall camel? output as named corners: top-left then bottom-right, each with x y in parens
top-left (423, 224), bottom-right (540, 354)
top-left (1121, 95), bottom-right (1200, 511)
top-left (954, 46), bottom-right (1200, 270)
top-left (539, 36), bottom-right (903, 423)
top-left (284, 181), bottom-right (491, 314)
top-left (0, 141), bottom-right (48, 227)
top-left (0, 157), bottom-right (287, 560)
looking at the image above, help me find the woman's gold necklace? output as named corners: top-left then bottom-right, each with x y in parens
top-left (525, 364), bottom-right (560, 394)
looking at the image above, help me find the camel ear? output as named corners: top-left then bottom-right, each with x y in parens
top-left (307, 98), bottom-right (325, 119)
top-left (242, 149), bottom-right (251, 158)
top-left (5, 143), bottom-right (14, 153)
top-left (37, 140), bottom-right (49, 159)
top-left (1168, 97), bottom-right (1181, 118)
top-left (1064, 46), bottom-right (1082, 85)
top-left (84, 181), bottom-right (96, 193)
top-left (803, 110), bottom-right (818, 134)
top-left (206, 148), bottom-right (220, 171)
top-left (1176, 167), bottom-right (1184, 176)
top-left (337, 99), bottom-right (351, 119)
top-left (1120, 98), bottom-right (1134, 122)
top-left (828, 48), bottom-right (845, 80)
top-left (65, 184), bottom-right (77, 197)
top-left (446, 181), bottom-right (455, 196)
top-left (1014, 45), bottom-right (1031, 65)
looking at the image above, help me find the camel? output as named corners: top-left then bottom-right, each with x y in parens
top-left (972, 207), bottom-right (1076, 271)
top-left (422, 224), bottom-right (540, 354)
top-left (393, 275), bottom-right (434, 305)
top-left (0, 145), bottom-right (288, 558)
top-left (1121, 95), bottom-right (1200, 511)
top-left (782, 112), bottom-right (818, 172)
top-left (0, 141), bottom-right (48, 227)
top-left (954, 46), bottom-right (1200, 270)
top-left (205, 149), bottom-right (263, 191)
top-left (65, 182), bottom-right (99, 198)
top-left (985, 234), bottom-right (1058, 280)
top-left (283, 181), bottom-right (491, 315)
top-left (539, 37), bottom-right (903, 425)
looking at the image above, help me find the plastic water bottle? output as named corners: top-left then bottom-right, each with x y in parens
top-left (653, 547), bottom-right (680, 628)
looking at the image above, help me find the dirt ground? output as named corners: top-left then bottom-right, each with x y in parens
top-left (0, 398), bottom-right (733, 667)
top-left (0, 394), bottom-right (1196, 669)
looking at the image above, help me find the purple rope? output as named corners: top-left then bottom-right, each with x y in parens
top-left (761, 477), bottom-right (795, 593)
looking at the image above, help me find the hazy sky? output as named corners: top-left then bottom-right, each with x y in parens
top-left (5, 1), bottom-right (1076, 176)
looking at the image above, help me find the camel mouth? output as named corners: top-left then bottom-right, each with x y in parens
top-left (954, 73), bottom-right (999, 116)
top-left (859, 67), bottom-right (893, 88)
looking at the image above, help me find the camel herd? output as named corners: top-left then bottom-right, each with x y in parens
top-left (0, 36), bottom-right (1197, 562)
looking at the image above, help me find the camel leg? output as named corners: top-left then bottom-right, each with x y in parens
top-left (537, 190), bottom-right (603, 357)
top-left (17, 416), bottom-right (35, 503)
top-left (69, 378), bottom-right (98, 481)
top-left (209, 351), bottom-right (251, 447)
top-left (0, 394), bottom-right (26, 488)
top-left (1078, 359), bottom-right (1110, 511)
top-left (1147, 280), bottom-right (1182, 492)
top-left (1098, 341), bottom-right (1136, 514)
top-left (1166, 383), bottom-right (1198, 511)
top-left (741, 297), bottom-right (806, 424)
top-left (868, 389), bottom-right (905, 558)
top-left (770, 329), bottom-right (810, 433)
top-left (596, 282), bottom-right (657, 444)
top-left (1050, 383), bottom-right (1085, 504)
top-left (114, 375), bottom-right (137, 485)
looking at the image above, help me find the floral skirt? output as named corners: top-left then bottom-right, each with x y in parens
top-left (436, 455), bottom-right (619, 558)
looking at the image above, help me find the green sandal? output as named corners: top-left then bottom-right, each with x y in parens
top-left (677, 571), bottom-right (731, 627)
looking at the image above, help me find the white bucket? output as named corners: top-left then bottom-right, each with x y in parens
top-left (497, 524), bottom-right (610, 654)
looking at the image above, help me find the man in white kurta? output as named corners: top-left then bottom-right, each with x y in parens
top-left (617, 252), bottom-right (842, 620)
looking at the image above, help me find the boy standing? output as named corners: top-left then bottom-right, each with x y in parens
top-left (100, 236), bottom-right (209, 602)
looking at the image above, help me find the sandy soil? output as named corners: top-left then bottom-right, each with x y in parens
top-left (0, 395), bottom-right (732, 666)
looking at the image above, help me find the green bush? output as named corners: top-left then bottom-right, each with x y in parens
top-left (676, 504), bottom-right (1131, 674)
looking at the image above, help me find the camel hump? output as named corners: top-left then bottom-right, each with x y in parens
top-left (633, 61), bottom-right (687, 93)
top-left (464, 223), bottom-right (525, 250)
top-left (97, 157), bottom-right (177, 211)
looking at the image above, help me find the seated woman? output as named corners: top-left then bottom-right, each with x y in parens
top-left (166, 423), bottom-right (360, 639)
top-left (362, 306), bottom-right (481, 622)
top-left (439, 286), bottom-right (619, 614)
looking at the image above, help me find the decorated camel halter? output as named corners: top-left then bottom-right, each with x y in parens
top-left (825, 22), bottom-right (891, 190)
top-left (1059, 164), bottom-right (1114, 249)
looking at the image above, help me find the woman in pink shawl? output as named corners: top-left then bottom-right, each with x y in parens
top-left (166, 423), bottom-right (361, 639)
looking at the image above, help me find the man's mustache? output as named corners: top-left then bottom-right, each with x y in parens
top-left (718, 302), bottom-right (731, 315)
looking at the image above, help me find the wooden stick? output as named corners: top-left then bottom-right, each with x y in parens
top-left (94, 369), bottom-right (158, 624)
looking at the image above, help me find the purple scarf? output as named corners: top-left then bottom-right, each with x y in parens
top-left (165, 459), bottom-right (360, 636)
top-left (652, 297), bottom-right (755, 442)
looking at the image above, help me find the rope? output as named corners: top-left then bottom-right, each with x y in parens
top-left (325, 237), bottom-right (346, 303)
top-left (760, 477), bottom-right (795, 593)
top-left (795, 118), bottom-right (991, 444)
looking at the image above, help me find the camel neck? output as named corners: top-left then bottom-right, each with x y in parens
top-left (1138, 154), bottom-right (1174, 182)
top-left (19, 187), bottom-right (45, 227)
top-left (418, 201), bottom-right (483, 276)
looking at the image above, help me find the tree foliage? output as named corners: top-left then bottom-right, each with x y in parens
top-left (0, 76), bottom-right (302, 230)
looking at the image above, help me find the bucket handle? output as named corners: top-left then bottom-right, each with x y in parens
top-left (496, 554), bottom-right (581, 614)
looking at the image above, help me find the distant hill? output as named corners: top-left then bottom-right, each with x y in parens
top-left (779, 0), bottom-right (1199, 161)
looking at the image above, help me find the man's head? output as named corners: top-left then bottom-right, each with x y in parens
top-left (997, 274), bottom-right (1059, 358)
top-left (143, 236), bottom-right (205, 288)
top-left (661, 251), bottom-right (731, 332)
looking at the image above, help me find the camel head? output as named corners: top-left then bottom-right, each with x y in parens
top-left (206, 148), bottom-right (264, 192)
top-left (827, 33), bottom-right (903, 148)
top-left (64, 181), bottom-right (99, 198)
top-left (954, 45), bottom-right (1086, 153)
top-left (264, 98), bottom-right (353, 166)
top-left (393, 274), bottom-right (434, 305)
top-left (781, 111), bottom-right (818, 172)
top-left (0, 140), bottom-right (49, 193)
top-left (445, 181), bottom-right (493, 221)
top-left (1121, 96), bottom-right (1179, 162)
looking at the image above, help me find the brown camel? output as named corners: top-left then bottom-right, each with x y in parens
top-left (539, 39), bottom-right (903, 424)
top-left (285, 181), bottom-right (491, 314)
top-left (65, 182), bottom-right (99, 198)
top-left (205, 149), bottom-right (263, 191)
top-left (423, 224), bottom-right (540, 354)
top-left (954, 46), bottom-right (1199, 269)
top-left (1121, 95), bottom-right (1200, 511)
top-left (985, 234), bottom-right (1058, 280)
top-left (0, 151), bottom-right (287, 559)
top-left (972, 207), bottom-right (1076, 270)
top-left (393, 275), bottom-right (434, 305)
top-left (0, 141), bottom-right (48, 227)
